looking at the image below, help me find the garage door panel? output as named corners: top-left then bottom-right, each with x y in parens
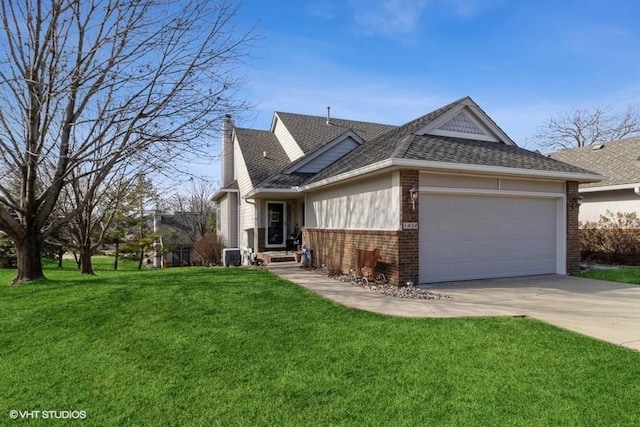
top-left (424, 217), bottom-right (555, 237)
top-left (423, 240), bottom-right (556, 263)
top-left (424, 258), bottom-right (556, 282)
top-left (425, 224), bottom-right (555, 242)
top-left (427, 259), bottom-right (555, 277)
top-left (420, 194), bottom-right (559, 283)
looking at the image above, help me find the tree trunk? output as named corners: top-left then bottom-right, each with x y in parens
top-left (113, 241), bottom-right (119, 271)
top-left (138, 247), bottom-right (144, 270)
top-left (13, 233), bottom-right (45, 285)
top-left (79, 243), bottom-right (94, 275)
top-left (57, 246), bottom-right (64, 268)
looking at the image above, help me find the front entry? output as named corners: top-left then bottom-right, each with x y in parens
top-left (266, 202), bottom-right (285, 247)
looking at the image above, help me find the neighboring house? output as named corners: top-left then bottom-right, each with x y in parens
top-left (550, 136), bottom-right (640, 223)
top-left (212, 97), bottom-right (602, 284)
top-left (151, 212), bottom-right (205, 267)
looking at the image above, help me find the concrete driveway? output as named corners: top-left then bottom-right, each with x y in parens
top-left (267, 263), bottom-right (640, 351)
top-left (424, 275), bottom-right (640, 351)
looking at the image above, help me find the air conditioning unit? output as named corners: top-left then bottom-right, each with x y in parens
top-left (222, 248), bottom-right (241, 267)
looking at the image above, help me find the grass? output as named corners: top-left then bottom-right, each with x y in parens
top-left (1, 258), bottom-right (640, 426)
top-left (579, 266), bottom-right (640, 285)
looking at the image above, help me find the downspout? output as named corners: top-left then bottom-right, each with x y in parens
top-left (236, 192), bottom-right (241, 249)
top-left (634, 187), bottom-right (640, 197)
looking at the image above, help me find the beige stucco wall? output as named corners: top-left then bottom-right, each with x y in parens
top-left (580, 189), bottom-right (640, 223)
top-left (306, 172), bottom-right (400, 230)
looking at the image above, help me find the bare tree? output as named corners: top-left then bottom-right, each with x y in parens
top-left (0, 0), bottom-right (255, 284)
top-left (55, 169), bottom-right (136, 275)
top-left (170, 179), bottom-right (217, 243)
top-left (536, 104), bottom-right (640, 151)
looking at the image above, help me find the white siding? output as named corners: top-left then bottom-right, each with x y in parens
top-left (228, 193), bottom-right (238, 248)
top-left (306, 173), bottom-right (399, 230)
top-left (218, 196), bottom-right (229, 243)
top-left (580, 189), bottom-right (640, 223)
top-left (217, 194), bottom-right (238, 248)
top-left (234, 142), bottom-right (255, 249)
top-left (273, 114), bottom-right (304, 161)
top-left (221, 117), bottom-right (235, 186)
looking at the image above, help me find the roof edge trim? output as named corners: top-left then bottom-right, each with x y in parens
top-left (211, 188), bottom-right (239, 201)
top-left (300, 158), bottom-right (604, 192)
top-left (579, 182), bottom-right (639, 193)
top-left (391, 158), bottom-right (605, 183)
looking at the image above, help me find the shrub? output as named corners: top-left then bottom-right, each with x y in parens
top-left (193, 232), bottom-right (225, 266)
top-left (580, 211), bottom-right (640, 264)
top-left (0, 233), bottom-right (17, 268)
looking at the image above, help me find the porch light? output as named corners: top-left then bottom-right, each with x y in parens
top-left (574, 195), bottom-right (583, 206)
top-left (409, 185), bottom-right (419, 210)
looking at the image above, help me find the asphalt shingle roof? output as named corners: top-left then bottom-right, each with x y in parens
top-left (307, 99), bottom-right (462, 183)
top-left (235, 97), bottom-right (598, 191)
top-left (219, 180), bottom-right (238, 190)
top-left (155, 213), bottom-right (203, 246)
top-left (549, 136), bottom-right (640, 188)
top-left (235, 128), bottom-right (290, 186)
top-left (404, 135), bottom-right (593, 173)
top-left (275, 112), bottom-right (395, 154)
top-left (241, 113), bottom-right (396, 189)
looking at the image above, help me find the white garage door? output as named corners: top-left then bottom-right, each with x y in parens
top-left (420, 194), bottom-right (558, 283)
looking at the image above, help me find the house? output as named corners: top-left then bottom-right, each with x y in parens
top-left (151, 212), bottom-right (205, 267)
top-left (212, 97), bottom-right (602, 284)
top-left (550, 136), bottom-right (640, 223)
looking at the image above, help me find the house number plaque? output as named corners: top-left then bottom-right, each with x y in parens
top-left (403, 222), bottom-right (418, 230)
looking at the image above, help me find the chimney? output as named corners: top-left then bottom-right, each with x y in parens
top-left (221, 114), bottom-right (234, 186)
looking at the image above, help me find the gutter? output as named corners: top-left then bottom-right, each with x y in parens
top-left (578, 182), bottom-right (640, 193)
top-left (245, 187), bottom-right (297, 199)
top-left (298, 158), bottom-right (605, 192)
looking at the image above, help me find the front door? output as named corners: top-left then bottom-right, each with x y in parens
top-left (266, 202), bottom-right (285, 247)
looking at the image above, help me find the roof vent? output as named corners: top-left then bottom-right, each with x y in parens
top-left (591, 144), bottom-right (605, 151)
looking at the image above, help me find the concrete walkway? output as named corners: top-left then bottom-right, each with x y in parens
top-left (267, 262), bottom-right (640, 351)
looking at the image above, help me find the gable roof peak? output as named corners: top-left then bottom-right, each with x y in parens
top-left (409, 96), bottom-right (516, 146)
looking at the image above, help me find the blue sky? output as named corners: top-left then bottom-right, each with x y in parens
top-left (202, 0), bottom-right (640, 185)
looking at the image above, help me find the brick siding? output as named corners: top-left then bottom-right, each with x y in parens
top-left (398, 170), bottom-right (419, 285)
top-left (302, 228), bottom-right (401, 285)
top-left (302, 170), bottom-right (421, 286)
top-left (566, 181), bottom-right (581, 274)
top-left (257, 227), bottom-right (265, 252)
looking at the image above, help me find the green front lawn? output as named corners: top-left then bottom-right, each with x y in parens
top-left (579, 266), bottom-right (640, 285)
top-left (2, 259), bottom-right (640, 426)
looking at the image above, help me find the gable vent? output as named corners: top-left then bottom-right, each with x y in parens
top-left (437, 112), bottom-right (486, 135)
